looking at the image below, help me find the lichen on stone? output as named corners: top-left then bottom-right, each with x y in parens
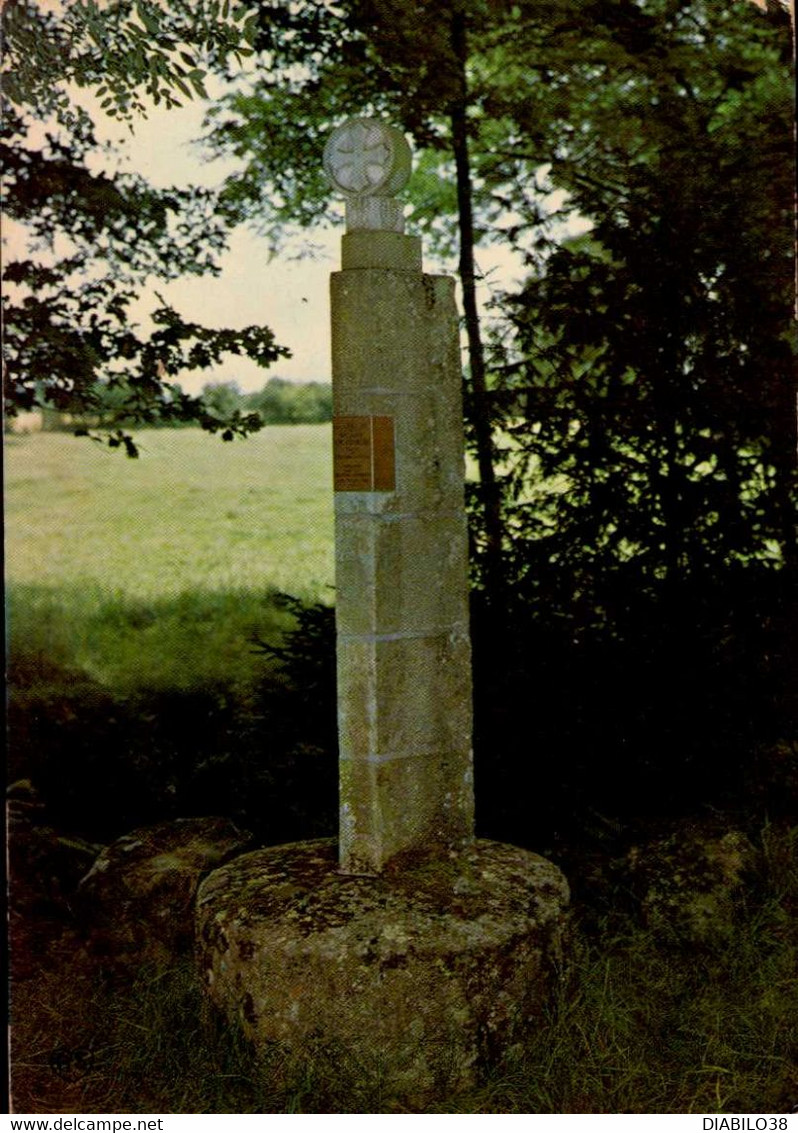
top-left (195, 838), bottom-right (569, 1103)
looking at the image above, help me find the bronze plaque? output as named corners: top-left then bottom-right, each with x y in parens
top-left (371, 416), bottom-right (395, 491)
top-left (333, 416), bottom-right (395, 492)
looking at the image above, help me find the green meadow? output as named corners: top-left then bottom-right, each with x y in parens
top-left (5, 426), bottom-right (335, 693)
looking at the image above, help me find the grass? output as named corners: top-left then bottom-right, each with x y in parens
top-left (4, 426), bottom-right (334, 598)
top-left (10, 823), bottom-right (797, 1113)
top-left (7, 427), bottom-right (797, 1112)
top-left (7, 583), bottom-right (293, 695)
top-left (5, 427), bottom-right (334, 691)
top-left (6, 428), bottom-right (340, 845)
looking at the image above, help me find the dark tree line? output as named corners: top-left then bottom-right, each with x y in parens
top-left (203, 0), bottom-right (797, 829)
top-left (203, 378), bottom-right (333, 425)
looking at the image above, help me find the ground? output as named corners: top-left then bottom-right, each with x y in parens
top-left (8, 809), bottom-right (797, 1114)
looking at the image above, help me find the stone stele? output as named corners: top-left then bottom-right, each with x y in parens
top-left (196, 118), bottom-right (569, 1104)
top-left (328, 115), bottom-right (474, 875)
top-left (196, 839), bottom-right (569, 1100)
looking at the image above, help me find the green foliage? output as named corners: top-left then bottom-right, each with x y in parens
top-left (6, 589), bottom-right (337, 842)
top-left (41, 377), bottom-right (334, 432)
top-left (245, 378), bottom-right (333, 425)
top-left (1, 1), bottom-right (288, 454)
top-left (489, 0), bottom-right (796, 586)
top-left (1, 0), bottom-right (259, 122)
top-left (199, 377), bottom-right (333, 426)
top-left (202, 0), bottom-right (521, 252)
top-left (460, 1), bottom-right (797, 833)
top-left (470, 567), bottom-right (797, 841)
top-left (201, 0), bottom-right (796, 577)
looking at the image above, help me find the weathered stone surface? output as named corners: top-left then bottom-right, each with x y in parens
top-left (339, 748), bottom-right (473, 872)
top-left (330, 274), bottom-right (465, 512)
top-left (77, 817), bottom-right (253, 967)
top-left (337, 632), bottom-right (472, 757)
top-left (324, 118), bottom-right (412, 205)
top-left (626, 826), bottom-right (757, 947)
top-left (342, 230), bottom-right (422, 270)
top-left (331, 235), bottom-right (473, 873)
top-left (334, 512), bottom-right (470, 637)
top-left (196, 838), bottom-right (569, 1101)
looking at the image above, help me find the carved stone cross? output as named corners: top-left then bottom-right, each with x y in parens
top-left (323, 117), bottom-right (412, 232)
top-left (325, 121), bottom-right (391, 194)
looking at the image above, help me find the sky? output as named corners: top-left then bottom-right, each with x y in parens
top-left (61, 85), bottom-right (529, 396)
top-left (96, 89), bottom-right (341, 392)
top-left (6, 58), bottom-right (554, 398)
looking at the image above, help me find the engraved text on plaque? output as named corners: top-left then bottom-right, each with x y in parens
top-left (333, 416), bottom-right (395, 492)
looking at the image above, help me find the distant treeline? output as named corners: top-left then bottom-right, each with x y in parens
top-left (25, 378), bottom-right (333, 432)
top-left (200, 378), bottom-right (332, 425)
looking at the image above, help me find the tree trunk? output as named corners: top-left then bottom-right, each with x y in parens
top-left (450, 7), bottom-right (505, 605)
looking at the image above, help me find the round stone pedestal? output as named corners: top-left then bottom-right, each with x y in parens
top-left (195, 839), bottom-right (569, 1102)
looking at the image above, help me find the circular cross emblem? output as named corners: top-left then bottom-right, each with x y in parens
top-left (324, 118), bottom-right (412, 198)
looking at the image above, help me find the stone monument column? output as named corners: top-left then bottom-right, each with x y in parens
top-left (325, 117), bottom-right (474, 873)
top-left (195, 118), bottom-right (569, 1106)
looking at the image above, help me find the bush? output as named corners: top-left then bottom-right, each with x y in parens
top-left (7, 593), bottom-right (337, 843)
top-left (471, 563), bottom-right (796, 848)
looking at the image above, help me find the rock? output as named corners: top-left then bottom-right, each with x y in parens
top-left (626, 825), bottom-right (757, 947)
top-left (7, 782), bottom-right (104, 918)
top-left (196, 838), bottom-right (569, 1104)
top-left (7, 783), bottom-right (106, 982)
top-left (77, 816), bottom-right (253, 968)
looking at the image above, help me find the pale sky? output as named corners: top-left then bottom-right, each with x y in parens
top-left (97, 89), bottom-right (341, 392)
top-left (109, 90), bottom-right (528, 394)
top-left (9, 79), bottom-right (536, 395)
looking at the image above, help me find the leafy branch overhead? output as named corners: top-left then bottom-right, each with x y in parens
top-left (2, 0), bottom-right (260, 121)
top-left (3, 0), bottom-right (795, 592)
top-left (201, 0), bottom-right (796, 585)
top-left (1, 0), bottom-right (284, 453)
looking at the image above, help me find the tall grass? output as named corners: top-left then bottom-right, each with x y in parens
top-left (5, 427), bottom-right (335, 692)
top-left (10, 823), bottom-right (796, 1113)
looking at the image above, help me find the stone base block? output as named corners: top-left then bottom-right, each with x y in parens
top-left (195, 839), bottom-right (569, 1102)
top-left (77, 817), bottom-right (253, 969)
